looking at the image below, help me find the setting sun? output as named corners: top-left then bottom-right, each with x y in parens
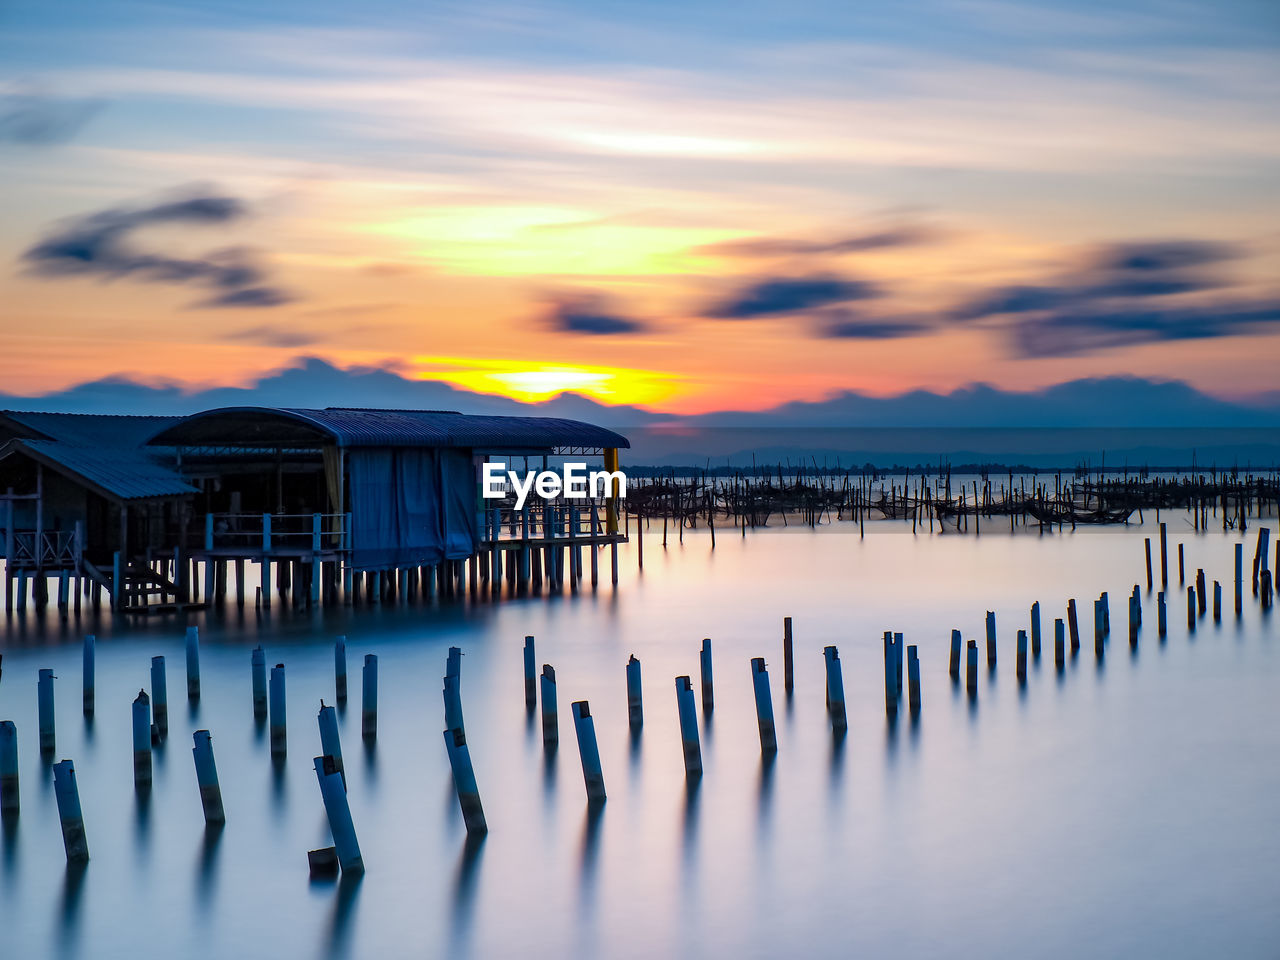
top-left (412, 355), bottom-right (681, 405)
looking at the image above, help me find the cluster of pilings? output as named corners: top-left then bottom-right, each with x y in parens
top-left (2, 523), bottom-right (1273, 870)
top-left (622, 468), bottom-right (1280, 538)
top-left (0, 627), bottom-right (382, 877)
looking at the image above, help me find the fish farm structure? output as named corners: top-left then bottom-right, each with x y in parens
top-left (0, 407), bottom-right (630, 614)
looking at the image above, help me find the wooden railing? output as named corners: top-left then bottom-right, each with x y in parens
top-left (202, 512), bottom-right (350, 554)
top-left (4, 528), bottom-right (81, 568)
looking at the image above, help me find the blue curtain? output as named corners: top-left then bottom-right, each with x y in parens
top-left (347, 447), bottom-right (477, 571)
top-left (439, 449), bottom-right (478, 560)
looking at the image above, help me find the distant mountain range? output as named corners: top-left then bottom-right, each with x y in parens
top-left (5, 357), bottom-right (1278, 467)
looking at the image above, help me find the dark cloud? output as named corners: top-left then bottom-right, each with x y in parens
top-left (954, 238), bottom-right (1244, 321)
top-left (705, 274), bottom-right (880, 318)
top-left (1012, 302), bottom-right (1280, 357)
top-left (0, 88), bottom-right (103, 145)
top-left (951, 238), bottom-right (1276, 357)
top-left (221, 323), bottom-right (320, 348)
top-left (1092, 240), bottom-right (1238, 273)
top-left (20, 187), bottom-right (295, 308)
top-left (817, 311), bottom-right (931, 340)
top-left (697, 225), bottom-right (932, 259)
top-left (544, 292), bottom-right (646, 335)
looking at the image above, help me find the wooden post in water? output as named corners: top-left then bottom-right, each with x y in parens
top-left (192, 730), bottom-right (225, 824)
top-left (782, 617), bottom-right (794, 693)
top-left (883, 632), bottom-right (899, 714)
top-left (824, 646), bottom-right (847, 731)
top-left (1159, 522), bottom-right (1168, 587)
top-left (132, 690), bottom-right (152, 787)
top-left (269, 664), bottom-right (286, 756)
top-left (334, 637), bottom-right (347, 702)
top-left (52, 759), bottom-right (89, 862)
top-left (1235, 542), bottom-right (1243, 617)
top-left (675, 677), bottom-right (702, 776)
top-left (1158, 591), bottom-right (1167, 637)
top-left (1213, 580), bottom-right (1221, 622)
top-left (318, 702), bottom-right (344, 785)
top-left (907, 646), bottom-right (920, 714)
top-left (313, 755), bottom-right (364, 872)
top-left (626, 655), bottom-right (643, 729)
top-left (699, 638), bottom-right (714, 713)
top-left (750, 658), bottom-right (777, 754)
top-left (1144, 538), bottom-right (1153, 590)
top-left (965, 640), bottom-right (978, 694)
top-left (1187, 587), bottom-right (1196, 632)
top-left (949, 629), bottom-right (962, 677)
top-left (1196, 569), bottom-right (1206, 617)
top-left (444, 728), bottom-right (487, 834)
top-left (0, 721), bottom-right (18, 814)
top-left (251, 646), bottom-right (267, 718)
top-left (523, 636), bottom-right (536, 711)
top-left (1016, 629), bottom-right (1027, 679)
top-left (38, 668), bottom-right (56, 753)
top-left (541, 664), bottom-right (558, 747)
top-left (444, 647), bottom-right (464, 733)
top-left (985, 612), bottom-right (997, 667)
top-left (361, 654), bottom-right (378, 741)
top-left (1030, 602), bottom-right (1041, 658)
top-left (1054, 618), bottom-right (1065, 670)
top-left (150, 656), bottom-right (168, 738)
top-left (571, 701), bottom-right (607, 802)
top-left (1067, 599), bottom-right (1080, 653)
top-left (186, 626), bottom-right (201, 701)
top-left (82, 634), bottom-right (95, 717)
top-left (1177, 543), bottom-right (1184, 584)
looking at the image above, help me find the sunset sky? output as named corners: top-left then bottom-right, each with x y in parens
top-left (2, 0), bottom-right (1278, 413)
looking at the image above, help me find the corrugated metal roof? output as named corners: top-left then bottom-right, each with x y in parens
top-left (148, 406), bottom-right (631, 450)
top-left (0, 411), bottom-right (182, 447)
top-left (1, 439), bottom-right (197, 501)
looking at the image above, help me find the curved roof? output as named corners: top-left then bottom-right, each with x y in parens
top-left (147, 406), bottom-right (630, 450)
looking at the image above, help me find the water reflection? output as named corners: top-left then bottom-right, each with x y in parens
top-left (448, 829), bottom-right (486, 955)
top-left (134, 784), bottom-right (152, 862)
top-left (578, 803), bottom-right (604, 913)
top-left (270, 754), bottom-right (288, 820)
top-left (56, 860), bottom-right (87, 960)
top-left (362, 738), bottom-right (378, 785)
top-left (194, 823), bottom-right (224, 917)
top-left (325, 871), bottom-right (363, 960)
top-left (2, 811), bottom-right (18, 879)
top-left (681, 779), bottom-right (700, 873)
top-left (828, 727), bottom-right (847, 811)
top-left (756, 754), bottom-right (775, 845)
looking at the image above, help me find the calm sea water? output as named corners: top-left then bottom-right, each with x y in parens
top-left (1, 515), bottom-right (1277, 959)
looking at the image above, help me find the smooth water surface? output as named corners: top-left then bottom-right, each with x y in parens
top-left (1, 515), bottom-right (1277, 959)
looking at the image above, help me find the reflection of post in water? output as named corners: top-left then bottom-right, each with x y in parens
top-left (449, 833), bottom-right (486, 956)
top-left (578, 803), bottom-right (604, 911)
top-left (681, 777), bottom-right (700, 870)
top-left (194, 823), bottom-right (224, 915)
top-left (756, 753), bottom-right (776, 841)
top-left (58, 859), bottom-right (89, 957)
top-left (324, 871), bottom-right (363, 960)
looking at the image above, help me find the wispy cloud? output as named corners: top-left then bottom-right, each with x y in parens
top-left (20, 185), bottom-right (295, 308)
top-left (705, 274), bottom-right (880, 318)
top-left (694, 224), bottom-right (935, 259)
top-left (954, 238), bottom-right (1280, 356)
top-left (0, 86), bottom-right (103, 145)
